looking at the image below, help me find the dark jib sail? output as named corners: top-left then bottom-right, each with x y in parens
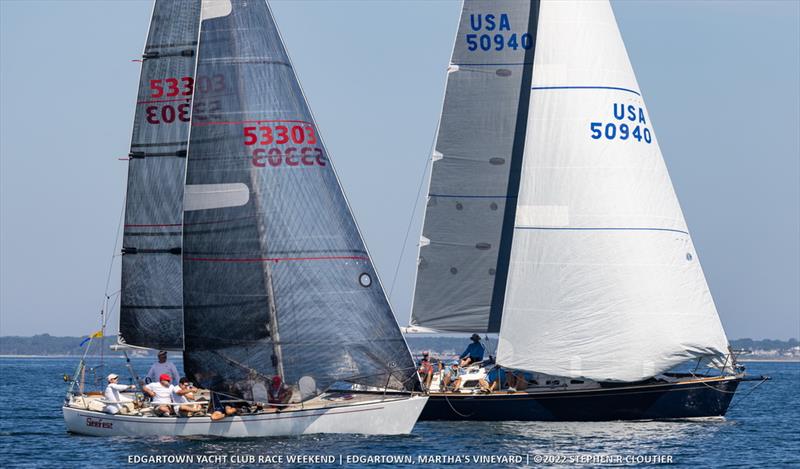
top-left (119, 0), bottom-right (202, 350)
top-left (182, 0), bottom-right (417, 401)
top-left (410, 1), bottom-right (539, 333)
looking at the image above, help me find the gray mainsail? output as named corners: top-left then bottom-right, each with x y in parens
top-left (119, 0), bottom-right (202, 350)
top-left (410, 1), bottom-right (540, 333)
top-left (182, 0), bottom-right (417, 400)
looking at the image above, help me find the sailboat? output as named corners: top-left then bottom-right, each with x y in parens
top-left (406, 0), bottom-right (765, 421)
top-left (62, 0), bottom-right (427, 437)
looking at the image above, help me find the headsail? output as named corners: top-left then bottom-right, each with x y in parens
top-left (410, 0), bottom-right (540, 333)
top-left (119, 0), bottom-right (202, 350)
top-left (496, 0), bottom-right (729, 381)
top-left (182, 0), bottom-right (418, 400)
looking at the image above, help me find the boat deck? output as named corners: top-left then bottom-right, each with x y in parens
top-left (66, 390), bottom-right (410, 418)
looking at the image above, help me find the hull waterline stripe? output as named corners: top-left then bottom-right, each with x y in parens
top-left (515, 226), bottom-right (689, 235)
top-left (531, 85), bottom-right (641, 96)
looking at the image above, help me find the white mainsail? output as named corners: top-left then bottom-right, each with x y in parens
top-left (495, 0), bottom-right (729, 382)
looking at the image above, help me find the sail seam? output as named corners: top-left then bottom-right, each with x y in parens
top-left (430, 193), bottom-right (517, 199)
top-left (192, 119), bottom-right (312, 127)
top-left (531, 85), bottom-right (641, 96)
top-left (184, 256), bottom-right (369, 263)
top-left (453, 62), bottom-right (533, 66)
top-left (515, 226), bottom-right (689, 235)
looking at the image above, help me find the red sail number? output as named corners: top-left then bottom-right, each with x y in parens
top-left (150, 77), bottom-right (193, 98)
top-left (146, 103), bottom-right (190, 124)
top-left (243, 125), bottom-right (317, 146)
top-left (252, 147), bottom-right (326, 167)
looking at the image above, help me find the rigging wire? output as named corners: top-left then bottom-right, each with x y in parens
top-left (388, 155), bottom-right (431, 303)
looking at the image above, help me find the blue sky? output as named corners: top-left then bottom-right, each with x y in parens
top-left (1, 0), bottom-right (798, 340)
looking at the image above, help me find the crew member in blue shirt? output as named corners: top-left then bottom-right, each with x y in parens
top-left (459, 334), bottom-right (486, 366)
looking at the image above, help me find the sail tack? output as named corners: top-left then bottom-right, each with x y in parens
top-left (182, 0), bottom-right (417, 399)
top-left (119, 0), bottom-right (202, 350)
top-left (411, 0), bottom-right (540, 333)
top-left (495, 0), bottom-right (729, 381)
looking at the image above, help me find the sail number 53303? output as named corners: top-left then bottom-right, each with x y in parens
top-left (243, 124), bottom-right (317, 146)
top-left (243, 124), bottom-right (325, 168)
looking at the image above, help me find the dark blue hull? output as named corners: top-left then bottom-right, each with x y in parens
top-left (419, 376), bottom-right (741, 421)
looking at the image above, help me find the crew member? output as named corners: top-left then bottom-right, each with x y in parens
top-left (145, 351), bottom-right (180, 384)
top-left (417, 351), bottom-right (434, 390)
top-left (143, 373), bottom-right (175, 416)
top-left (459, 334), bottom-right (486, 366)
top-left (103, 373), bottom-right (135, 414)
top-left (172, 377), bottom-right (203, 417)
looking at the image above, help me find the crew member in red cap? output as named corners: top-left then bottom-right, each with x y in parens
top-left (143, 373), bottom-right (176, 416)
top-left (267, 375), bottom-right (292, 408)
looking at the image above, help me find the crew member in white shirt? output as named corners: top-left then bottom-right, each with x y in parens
top-left (145, 351), bottom-right (180, 384)
top-left (143, 373), bottom-right (176, 416)
top-left (103, 373), bottom-right (135, 414)
top-left (172, 377), bottom-right (203, 416)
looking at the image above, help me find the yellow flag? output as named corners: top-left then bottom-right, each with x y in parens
top-left (90, 330), bottom-right (103, 338)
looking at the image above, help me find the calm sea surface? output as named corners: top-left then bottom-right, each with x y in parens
top-left (0, 357), bottom-right (797, 468)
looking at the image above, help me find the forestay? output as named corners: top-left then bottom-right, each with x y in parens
top-left (410, 0), bottom-right (540, 333)
top-left (496, 0), bottom-right (729, 382)
top-left (182, 0), bottom-right (417, 400)
top-left (119, 0), bottom-right (202, 350)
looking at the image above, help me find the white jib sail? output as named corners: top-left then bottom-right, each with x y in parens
top-left (496, 0), bottom-right (729, 382)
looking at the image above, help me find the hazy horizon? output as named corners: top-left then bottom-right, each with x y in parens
top-left (1, 0), bottom-right (798, 340)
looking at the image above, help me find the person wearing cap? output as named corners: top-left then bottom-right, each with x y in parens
top-left (459, 334), bottom-right (486, 366)
top-left (103, 373), bottom-right (135, 415)
top-left (441, 360), bottom-right (462, 391)
top-left (145, 351), bottom-right (180, 384)
top-left (267, 375), bottom-right (292, 408)
top-left (417, 351), bottom-right (434, 390)
top-left (143, 373), bottom-right (176, 416)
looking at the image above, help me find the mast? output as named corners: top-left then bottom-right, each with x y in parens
top-left (248, 169), bottom-right (285, 380)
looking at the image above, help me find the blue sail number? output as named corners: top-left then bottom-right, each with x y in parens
top-left (465, 13), bottom-right (532, 52)
top-left (590, 103), bottom-right (652, 144)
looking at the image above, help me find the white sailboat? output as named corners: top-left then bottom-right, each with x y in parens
top-left (63, 0), bottom-right (426, 437)
top-left (407, 0), bottom-right (765, 420)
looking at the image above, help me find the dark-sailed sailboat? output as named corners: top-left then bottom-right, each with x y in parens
top-left (63, 0), bottom-right (426, 437)
top-left (406, 0), bottom-right (765, 421)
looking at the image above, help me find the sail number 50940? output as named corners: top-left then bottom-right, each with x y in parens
top-left (590, 122), bottom-right (651, 143)
top-left (590, 103), bottom-right (652, 144)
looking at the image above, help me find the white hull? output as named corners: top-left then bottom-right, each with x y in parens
top-left (63, 395), bottom-right (427, 437)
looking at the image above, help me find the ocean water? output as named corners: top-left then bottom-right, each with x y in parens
top-left (0, 357), bottom-right (797, 468)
